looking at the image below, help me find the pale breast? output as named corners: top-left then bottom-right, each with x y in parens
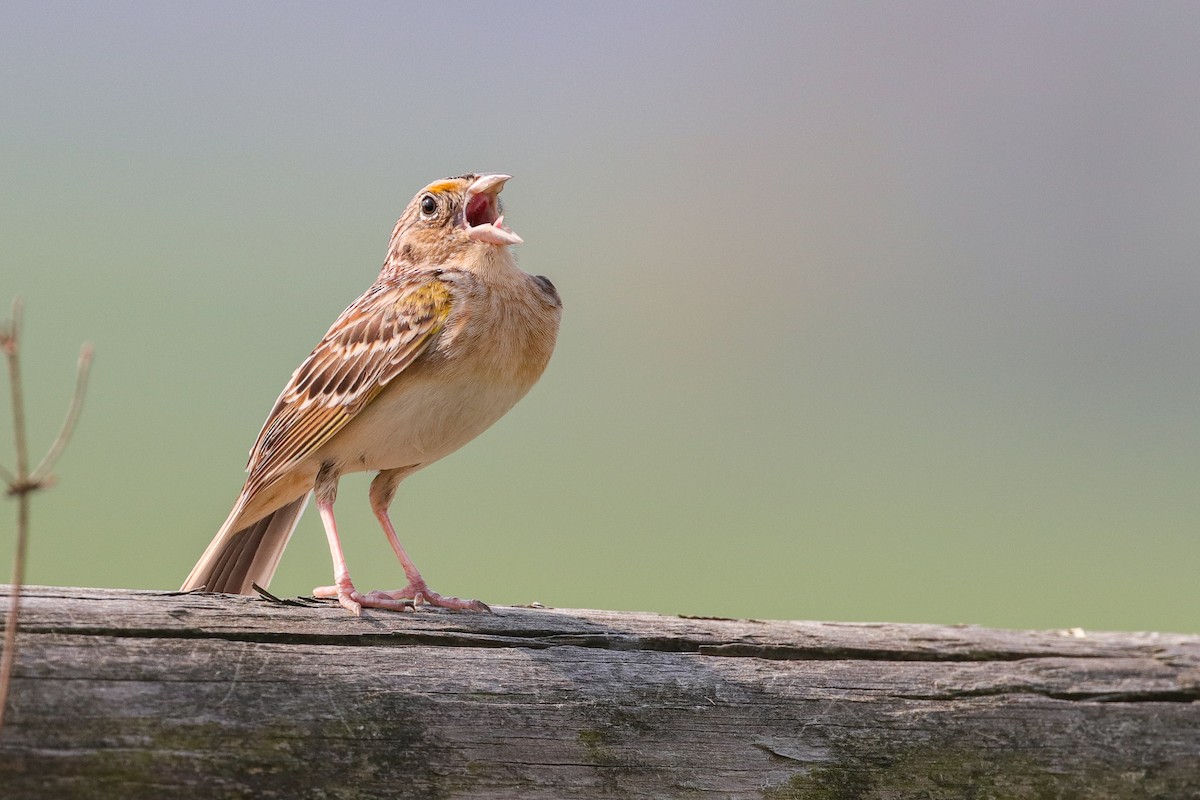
top-left (318, 269), bottom-right (561, 475)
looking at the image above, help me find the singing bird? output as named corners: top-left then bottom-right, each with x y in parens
top-left (182, 174), bottom-right (561, 614)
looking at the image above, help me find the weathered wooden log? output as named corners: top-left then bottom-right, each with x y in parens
top-left (0, 585), bottom-right (1197, 798)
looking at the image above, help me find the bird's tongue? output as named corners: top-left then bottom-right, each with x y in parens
top-left (465, 179), bottom-right (522, 245)
top-left (467, 215), bottom-right (522, 246)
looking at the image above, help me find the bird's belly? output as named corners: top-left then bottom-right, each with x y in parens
top-left (317, 370), bottom-right (534, 474)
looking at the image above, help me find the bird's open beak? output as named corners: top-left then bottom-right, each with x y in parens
top-left (464, 174), bottom-right (523, 246)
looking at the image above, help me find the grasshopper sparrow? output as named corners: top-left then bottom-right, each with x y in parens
top-left (182, 174), bottom-right (561, 614)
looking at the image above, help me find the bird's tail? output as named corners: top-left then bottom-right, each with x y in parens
top-left (181, 492), bottom-right (311, 594)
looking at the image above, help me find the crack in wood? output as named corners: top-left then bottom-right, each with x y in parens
top-left (893, 686), bottom-right (1200, 703)
top-left (17, 623), bottom-right (1149, 665)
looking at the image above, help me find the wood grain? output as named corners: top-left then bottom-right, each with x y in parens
top-left (1, 585), bottom-right (1197, 798)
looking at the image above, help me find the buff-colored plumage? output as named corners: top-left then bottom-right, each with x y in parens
top-left (182, 174), bottom-right (561, 614)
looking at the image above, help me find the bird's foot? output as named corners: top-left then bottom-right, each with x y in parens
top-left (312, 579), bottom-right (416, 616)
top-left (374, 581), bottom-right (491, 613)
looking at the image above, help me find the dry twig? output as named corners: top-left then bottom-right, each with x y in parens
top-left (0, 298), bottom-right (93, 732)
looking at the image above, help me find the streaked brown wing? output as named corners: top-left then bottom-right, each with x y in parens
top-left (243, 276), bottom-right (453, 494)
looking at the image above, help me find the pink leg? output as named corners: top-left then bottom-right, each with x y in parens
top-left (371, 506), bottom-right (490, 612)
top-left (311, 498), bottom-right (414, 615)
top-left (365, 468), bottom-right (490, 612)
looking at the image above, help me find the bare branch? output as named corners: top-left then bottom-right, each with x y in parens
top-left (0, 298), bottom-right (93, 733)
top-left (31, 342), bottom-right (95, 484)
top-left (0, 297), bottom-right (20, 350)
top-left (0, 304), bottom-right (22, 481)
top-left (2, 298), bottom-right (28, 480)
top-left (0, 490), bottom-right (29, 731)
top-left (0, 297), bottom-right (28, 733)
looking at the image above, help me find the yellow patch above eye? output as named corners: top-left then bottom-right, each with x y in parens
top-left (423, 180), bottom-right (462, 195)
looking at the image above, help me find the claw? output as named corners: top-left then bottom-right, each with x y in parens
top-left (313, 583), bottom-right (415, 614)
top-left (372, 581), bottom-right (491, 613)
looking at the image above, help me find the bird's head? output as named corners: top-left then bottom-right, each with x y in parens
top-left (387, 173), bottom-right (522, 266)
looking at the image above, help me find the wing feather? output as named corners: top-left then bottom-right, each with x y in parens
top-left (243, 277), bottom-right (453, 494)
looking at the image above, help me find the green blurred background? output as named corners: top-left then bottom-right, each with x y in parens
top-left (1, 2), bottom-right (1196, 632)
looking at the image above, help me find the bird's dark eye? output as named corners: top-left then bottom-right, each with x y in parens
top-left (419, 194), bottom-right (438, 217)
